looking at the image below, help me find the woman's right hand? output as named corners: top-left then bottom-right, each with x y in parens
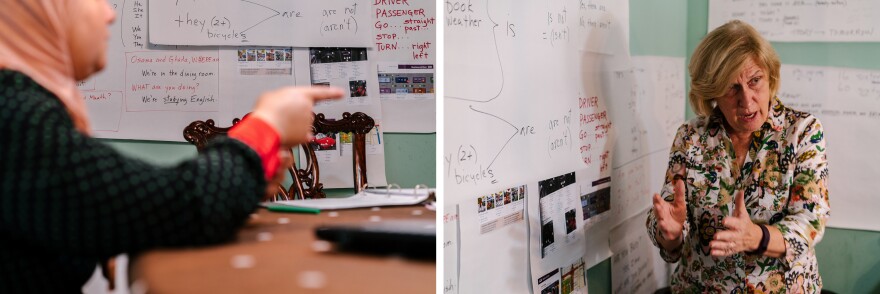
top-left (250, 86), bottom-right (344, 147)
top-left (652, 178), bottom-right (687, 249)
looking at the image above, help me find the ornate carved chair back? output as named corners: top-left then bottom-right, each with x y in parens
top-left (182, 117), bottom-right (325, 200)
top-left (311, 112), bottom-right (375, 194)
top-left (182, 118), bottom-right (241, 152)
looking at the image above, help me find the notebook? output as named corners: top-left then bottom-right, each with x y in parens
top-left (269, 188), bottom-right (433, 210)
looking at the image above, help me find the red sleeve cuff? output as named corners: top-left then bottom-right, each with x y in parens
top-left (228, 116), bottom-right (281, 181)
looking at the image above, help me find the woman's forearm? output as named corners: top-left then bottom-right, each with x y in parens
top-left (657, 229), bottom-right (684, 252)
top-left (762, 225), bottom-right (786, 258)
top-left (746, 223), bottom-right (786, 258)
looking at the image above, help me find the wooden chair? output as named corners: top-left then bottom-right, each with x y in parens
top-left (182, 118), bottom-right (242, 152)
top-left (311, 112), bottom-right (375, 194)
top-left (182, 117), bottom-right (321, 200)
top-left (181, 111), bottom-right (376, 198)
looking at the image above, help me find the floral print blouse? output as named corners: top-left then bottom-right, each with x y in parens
top-left (647, 96), bottom-right (830, 293)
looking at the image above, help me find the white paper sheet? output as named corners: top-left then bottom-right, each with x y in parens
top-left (609, 210), bottom-right (665, 294)
top-left (443, 205), bottom-right (461, 294)
top-left (568, 170), bottom-right (616, 269)
top-left (301, 127), bottom-right (387, 188)
top-left (377, 62), bottom-right (435, 101)
top-left (123, 51), bottom-right (220, 112)
top-left (458, 185), bottom-right (530, 293)
top-left (529, 173), bottom-right (590, 294)
top-left (777, 64), bottom-right (880, 232)
top-left (536, 260), bottom-right (590, 294)
top-left (607, 56), bottom-right (686, 227)
top-left (299, 48), bottom-right (388, 188)
top-left (579, 177), bottom-right (611, 231)
top-left (311, 60), bottom-right (376, 106)
top-left (709, 0), bottom-right (880, 42)
top-left (371, 0), bottom-right (436, 62)
top-left (148, 0), bottom-right (372, 47)
top-left (371, 0), bottom-right (437, 133)
top-left (235, 47), bottom-right (293, 75)
top-left (269, 188), bottom-right (429, 210)
top-left (476, 185), bottom-right (526, 234)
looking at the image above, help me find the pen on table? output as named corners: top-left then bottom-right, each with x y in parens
top-left (264, 204), bottom-right (321, 214)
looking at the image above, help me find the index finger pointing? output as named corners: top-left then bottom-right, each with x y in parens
top-left (301, 86), bottom-right (345, 101)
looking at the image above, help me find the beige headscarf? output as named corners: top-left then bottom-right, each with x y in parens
top-left (0, 0), bottom-right (92, 134)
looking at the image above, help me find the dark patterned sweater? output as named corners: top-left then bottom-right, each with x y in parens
top-left (0, 70), bottom-right (266, 293)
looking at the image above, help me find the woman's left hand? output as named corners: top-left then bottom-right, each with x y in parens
top-left (710, 190), bottom-right (761, 257)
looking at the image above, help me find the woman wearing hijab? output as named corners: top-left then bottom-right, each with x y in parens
top-left (0, 1), bottom-right (342, 292)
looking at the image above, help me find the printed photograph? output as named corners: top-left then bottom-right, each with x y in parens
top-left (237, 49), bottom-right (246, 61)
top-left (349, 80), bottom-right (367, 97)
top-left (339, 132), bottom-right (353, 144)
top-left (541, 280), bottom-right (559, 294)
top-left (565, 209), bottom-right (577, 234)
top-left (581, 187), bottom-right (611, 220)
top-left (309, 47), bottom-right (369, 64)
top-left (266, 49), bottom-right (275, 61)
top-left (541, 221), bottom-right (555, 250)
top-left (309, 132), bottom-right (337, 151)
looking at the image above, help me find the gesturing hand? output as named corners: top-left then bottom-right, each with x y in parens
top-left (710, 190), bottom-right (760, 257)
top-left (652, 178), bottom-right (687, 246)
top-left (251, 86), bottom-right (344, 147)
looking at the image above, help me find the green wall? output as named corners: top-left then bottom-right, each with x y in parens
top-left (102, 132), bottom-right (436, 189)
top-left (586, 1), bottom-right (880, 293)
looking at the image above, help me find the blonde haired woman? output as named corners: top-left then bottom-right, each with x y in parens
top-left (647, 20), bottom-right (829, 293)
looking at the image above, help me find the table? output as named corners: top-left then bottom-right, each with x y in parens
top-left (130, 206), bottom-right (436, 293)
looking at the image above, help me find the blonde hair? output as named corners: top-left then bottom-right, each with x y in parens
top-left (688, 20), bottom-right (780, 117)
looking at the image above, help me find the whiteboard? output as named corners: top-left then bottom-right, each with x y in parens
top-left (85, 0), bottom-right (435, 142)
top-left (777, 64), bottom-right (880, 232)
top-left (81, 0), bottom-right (390, 188)
top-left (83, 0), bottom-right (295, 141)
top-left (148, 0), bottom-right (372, 47)
top-left (443, 0), bottom-right (685, 292)
top-left (371, 0), bottom-right (437, 133)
